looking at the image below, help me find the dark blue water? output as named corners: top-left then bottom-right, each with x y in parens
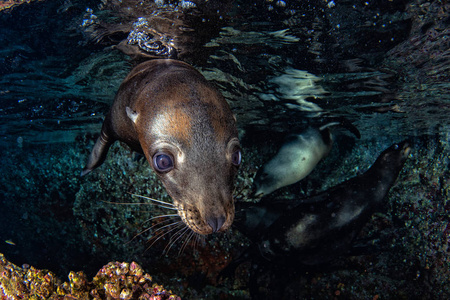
top-left (0, 0), bottom-right (449, 298)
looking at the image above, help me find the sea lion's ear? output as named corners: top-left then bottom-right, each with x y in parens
top-left (126, 107), bottom-right (139, 124)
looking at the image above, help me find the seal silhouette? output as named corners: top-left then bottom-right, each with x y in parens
top-left (253, 120), bottom-right (360, 197)
top-left (82, 59), bottom-right (242, 235)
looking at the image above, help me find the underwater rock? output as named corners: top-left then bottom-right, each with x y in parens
top-left (381, 0), bottom-right (450, 134)
top-left (385, 0), bottom-right (449, 82)
top-left (0, 253), bottom-right (180, 299)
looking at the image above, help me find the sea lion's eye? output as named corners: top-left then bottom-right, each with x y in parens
top-left (231, 149), bottom-right (242, 166)
top-left (153, 153), bottom-right (174, 172)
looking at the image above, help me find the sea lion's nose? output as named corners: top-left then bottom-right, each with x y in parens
top-left (207, 215), bottom-right (226, 233)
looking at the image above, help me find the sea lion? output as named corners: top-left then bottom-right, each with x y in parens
top-left (237, 140), bottom-right (410, 264)
top-left (257, 140), bottom-right (410, 264)
top-left (223, 141), bottom-right (410, 297)
top-left (82, 59), bottom-right (242, 235)
top-left (252, 120), bottom-right (360, 197)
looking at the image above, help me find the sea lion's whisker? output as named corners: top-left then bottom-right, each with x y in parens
top-left (152, 205), bottom-right (178, 211)
top-left (179, 232), bottom-right (189, 255)
top-left (100, 199), bottom-right (177, 211)
top-left (146, 222), bottom-right (185, 252)
top-left (193, 233), bottom-right (205, 252)
top-left (100, 200), bottom-right (151, 205)
top-left (126, 218), bottom-right (179, 245)
top-left (179, 230), bottom-right (196, 256)
top-left (133, 219), bottom-right (180, 245)
top-left (167, 225), bottom-right (189, 244)
top-left (152, 220), bottom-right (183, 234)
top-left (164, 226), bottom-right (190, 255)
top-left (191, 234), bottom-right (198, 252)
top-left (143, 218), bottom-right (177, 233)
top-left (189, 232), bottom-right (197, 247)
top-left (128, 193), bottom-right (176, 208)
top-left (194, 233), bottom-right (201, 252)
top-left (141, 214), bottom-right (180, 226)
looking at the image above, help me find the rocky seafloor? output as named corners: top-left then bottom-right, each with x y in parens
top-left (0, 131), bottom-right (449, 299)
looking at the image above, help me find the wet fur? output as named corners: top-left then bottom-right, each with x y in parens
top-left (82, 59), bottom-right (240, 235)
top-left (253, 119), bottom-right (360, 197)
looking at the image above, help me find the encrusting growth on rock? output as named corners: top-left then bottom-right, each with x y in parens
top-left (0, 253), bottom-right (180, 299)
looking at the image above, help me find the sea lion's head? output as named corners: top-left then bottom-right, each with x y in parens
top-left (126, 70), bottom-right (241, 235)
top-left (369, 140), bottom-right (411, 181)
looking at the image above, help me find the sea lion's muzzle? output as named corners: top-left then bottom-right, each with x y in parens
top-left (174, 198), bottom-right (235, 235)
top-left (158, 161), bottom-right (239, 235)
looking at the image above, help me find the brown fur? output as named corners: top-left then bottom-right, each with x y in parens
top-left (82, 59), bottom-right (241, 235)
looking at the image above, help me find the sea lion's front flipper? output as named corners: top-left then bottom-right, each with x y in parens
top-left (319, 117), bottom-right (361, 139)
top-left (81, 122), bottom-right (115, 177)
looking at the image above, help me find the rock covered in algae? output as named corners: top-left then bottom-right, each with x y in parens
top-left (0, 253), bottom-right (180, 299)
